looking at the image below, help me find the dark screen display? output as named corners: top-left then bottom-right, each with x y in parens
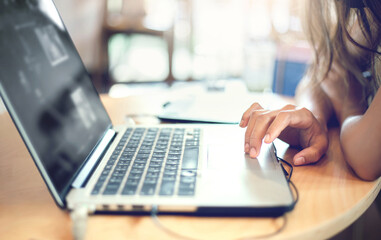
top-left (0, 0), bottom-right (111, 200)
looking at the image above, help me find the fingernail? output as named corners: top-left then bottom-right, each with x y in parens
top-left (264, 134), bottom-right (270, 143)
top-left (250, 148), bottom-right (257, 158)
top-left (239, 120), bottom-right (244, 127)
top-left (294, 157), bottom-right (305, 165)
top-left (245, 143), bottom-right (250, 152)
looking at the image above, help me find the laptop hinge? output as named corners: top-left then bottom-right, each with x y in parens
top-left (71, 128), bottom-right (116, 188)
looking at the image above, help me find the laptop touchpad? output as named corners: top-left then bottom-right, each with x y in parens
top-left (207, 144), bottom-right (277, 171)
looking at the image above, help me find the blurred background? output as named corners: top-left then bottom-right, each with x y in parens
top-left (54, 0), bottom-right (310, 96)
top-left (0, 2), bottom-right (379, 239)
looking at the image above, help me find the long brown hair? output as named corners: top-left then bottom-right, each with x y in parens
top-left (302, 0), bottom-right (381, 102)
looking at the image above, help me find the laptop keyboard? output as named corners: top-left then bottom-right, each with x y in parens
top-left (91, 127), bottom-right (200, 197)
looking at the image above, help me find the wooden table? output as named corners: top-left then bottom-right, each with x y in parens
top-left (0, 94), bottom-right (380, 240)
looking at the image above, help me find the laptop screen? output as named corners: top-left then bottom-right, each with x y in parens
top-left (0, 0), bottom-right (111, 204)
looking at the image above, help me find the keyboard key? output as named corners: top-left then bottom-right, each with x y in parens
top-left (180, 176), bottom-right (196, 184)
top-left (147, 167), bottom-right (161, 173)
top-left (125, 178), bottom-right (140, 185)
top-left (151, 157), bottom-right (164, 162)
top-left (135, 158), bottom-right (148, 164)
top-left (146, 172), bottom-right (159, 178)
top-left (178, 189), bottom-right (195, 196)
top-left (91, 188), bottom-right (100, 195)
top-left (140, 183), bottom-right (157, 195)
top-left (107, 159), bottom-right (116, 165)
top-left (122, 153), bottom-right (134, 158)
top-left (101, 169), bottom-right (111, 176)
top-left (153, 149), bottom-right (166, 154)
top-left (185, 140), bottom-right (199, 147)
top-left (133, 163), bottom-right (146, 169)
top-left (91, 179), bottom-right (106, 195)
top-left (169, 146), bottom-right (182, 151)
top-left (162, 174), bottom-right (176, 181)
top-left (104, 165), bottom-right (113, 170)
top-left (149, 162), bottom-right (163, 167)
top-left (144, 177), bottom-right (158, 184)
top-left (127, 140), bottom-right (140, 146)
top-left (136, 153), bottom-right (150, 158)
top-left (138, 149), bottom-right (151, 154)
top-left (112, 170), bottom-right (127, 177)
top-left (115, 146), bottom-right (124, 151)
top-left (140, 145), bottom-right (153, 150)
top-left (103, 183), bottom-right (120, 195)
top-left (159, 181), bottom-right (175, 196)
top-left (178, 182), bottom-right (196, 196)
top-left (157, 139), bottom-right (169, 144)
top-left (167, 155), bottom-right (181, 161)
top-left (109, 176), bottom-right (124, 183)
top-left (166, 159), bottom-right (180, 165)
top-left (122, 184), bottom-right (138, 195)
top-left (103, 189), bottom-right (119, 195)
top-left (164, 164), bottom-right (178, 170)
top-left (181, 170), bottom-right (197, 177)
top-left (98, 175), bottom-right (108, 181)
top-left (182, 146), bottom-right (199, 170)
top-left (124, 147), bottom-right (137, 152)
top-left (126, 143), bottom-right (139, 149)
top-left (163, 169), bottom-right (177, 175)
top-left (97, 127), bottom-right (201, 197)
top-left (170, 141), bottom-right (183, 147)
top-left (131, 136), bottom-right (143, 141)
top-left (115, 165), bottom-right (128, 171)
top-left (129, 172), bottom-right (143, 179)
top-left (130, 168), bottom-right (144, 174)
top-left (118, 160), bottom-right (130, 166)
top-left (155, 144), bottom-right (168, 149)
top-left (169, 150), bottom-right (182, 155)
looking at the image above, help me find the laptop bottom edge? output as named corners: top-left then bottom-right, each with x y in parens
top-left (94, 205), bottom-right (294, 217)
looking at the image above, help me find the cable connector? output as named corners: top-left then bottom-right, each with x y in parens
top-left (70, 204), bottom-right (94, 240)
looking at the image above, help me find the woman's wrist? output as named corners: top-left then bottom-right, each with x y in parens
top-left (315, 115), bottom-right (328, 132)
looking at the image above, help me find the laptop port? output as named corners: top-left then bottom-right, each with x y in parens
top-left (132, 205), bottom-right (144, 211)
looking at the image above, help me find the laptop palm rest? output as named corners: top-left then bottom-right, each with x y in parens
top-left (198, 143), bottom-right (293, 209)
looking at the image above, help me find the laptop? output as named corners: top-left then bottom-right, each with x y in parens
top-left (0, 0), bottom-right (294, 216)
top-left (158, 95), bottom-right (243, 124)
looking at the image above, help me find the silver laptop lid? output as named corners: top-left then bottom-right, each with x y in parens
top-left (0, 0), bottom-right (111, 207)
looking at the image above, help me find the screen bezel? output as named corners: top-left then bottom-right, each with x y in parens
top-left (0, 0), bottom-right (113, 208)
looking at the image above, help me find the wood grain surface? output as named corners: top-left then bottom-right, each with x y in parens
top-left (0, 94), bottom-right (379, 240)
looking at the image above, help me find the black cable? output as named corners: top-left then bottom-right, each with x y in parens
top-left (279, 158), bottom-right (293, 182)
top-left (289, 180), bottom-right (299, 207)
top-left (151, 143), bottom-right (299, 239)
top-left (273, 143), bottom-right (299, 207)
top-left (151, 206), bottom-right (199, 240)
top-left (151, 206), bottom-right (288, 240)
top-left (236, 215), bottom-right (288, 240)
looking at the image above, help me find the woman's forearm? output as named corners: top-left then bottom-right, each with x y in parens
top-left (340, 89), bottom-right (381, 181)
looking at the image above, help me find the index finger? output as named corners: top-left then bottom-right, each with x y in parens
top-left (264, 106), bottom-right (310, 143)
top-left (240, 102), bottom-right (263, 128)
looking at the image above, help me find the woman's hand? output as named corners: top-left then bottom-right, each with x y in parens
top-left (240, 103), bottom-right (329, 166)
